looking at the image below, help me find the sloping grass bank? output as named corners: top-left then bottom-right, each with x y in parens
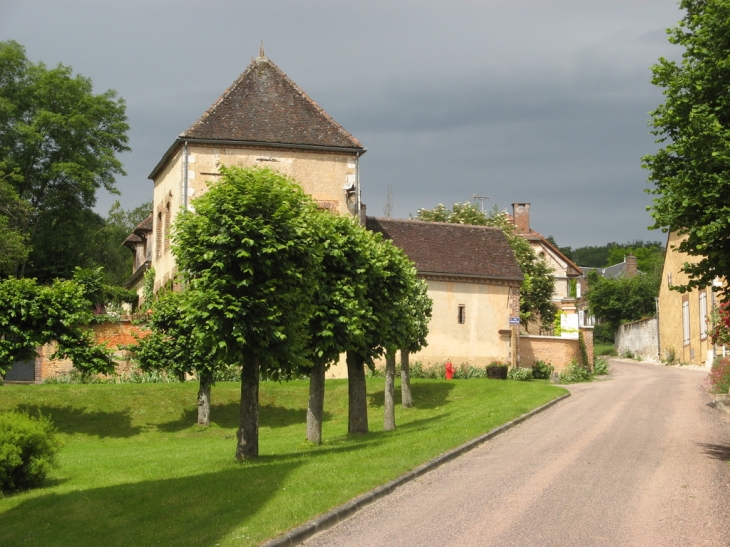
top-left (0, 378), bottom-right (565, 547)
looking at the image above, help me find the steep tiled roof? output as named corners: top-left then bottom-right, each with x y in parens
top-left (366, 218), bottom-right (523, 281)
top-left (180, 56), bottom-right (363, 150)
top-left (134, 214), bottom-right (153, 235)
top-left (122, 214), bottom-right (153, 249)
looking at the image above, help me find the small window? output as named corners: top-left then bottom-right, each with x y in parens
top-left (458, 305), bottom-right (466, 324)
top-left (699, 291), bottom-right (708, 338)
top-left (682, 299), bottom-right (690, 346)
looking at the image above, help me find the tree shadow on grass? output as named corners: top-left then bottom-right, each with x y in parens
top-left (697, 442), bottom-right (730, 462)
top-left (0, 461), bottom-right (301, 547)
top-left (368, 382), bottom-right (455, 410)
top-left (13, 404), bottom-right (141, 438)
top-left (156, 402), bottom-right (331, 432)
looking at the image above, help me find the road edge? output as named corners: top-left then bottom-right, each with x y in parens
top-left (261, 391), bottom-right (571, 547)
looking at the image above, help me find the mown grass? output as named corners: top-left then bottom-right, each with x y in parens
top-left (0, 378), bottom-right (566, 547)
top-left (594, 342), bottom-right (616, 356)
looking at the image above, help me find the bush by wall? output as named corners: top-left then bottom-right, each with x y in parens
top-left (707, 358), bottom-right (730, 394)
top-left (0, 411), bottom-right (61, 492)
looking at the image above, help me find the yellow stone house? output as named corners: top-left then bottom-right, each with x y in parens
top-left (658, 232), bottom-right (719, 366)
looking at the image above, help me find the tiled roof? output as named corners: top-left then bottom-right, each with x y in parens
top-left (122, 214), bottom-right (153, 249)
top-left (134, 214), bottom-right (153, 235)
top-left (180, 56), bottom-right (363, 150)
top-left (366, 217), bottom-right (523, 281)
top-left (122, 233), bottom-right (142, 249)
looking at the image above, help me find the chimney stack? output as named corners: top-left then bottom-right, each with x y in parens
top-left (512, 203), bottom-right (531, 234)
top-left (625, 254), bottom-right (638, 277)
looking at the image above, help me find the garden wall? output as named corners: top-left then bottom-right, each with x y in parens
top-left (616, 317), bottom-right (658, 362)
top-left (34, 320), bottom-right (150, 382)
top-left (519, 327), bottom-right (593, 372)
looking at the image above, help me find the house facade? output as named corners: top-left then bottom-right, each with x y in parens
top-left (366, 218), bottom-right (523, 368)
top-left (147, 52), bottom-right (365, 292)
top-left (658, 232), bottom-right (718, 366)
top-left (122, 214), bottom-right (153, 298)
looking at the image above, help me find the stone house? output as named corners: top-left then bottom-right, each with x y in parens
top-left (122, 214), bottom-right (153, 298)
top-left (658, 232), bottom-right (718, 366)
top-left (147, 51), bottom-right (365, 292)
top-left (366, 217), bottom-right (523, 368)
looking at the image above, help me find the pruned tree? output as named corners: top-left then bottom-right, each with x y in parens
top-left (172, 166), bottom-right (319, 459)
top-left (399, 279), bottom-right (432, 408)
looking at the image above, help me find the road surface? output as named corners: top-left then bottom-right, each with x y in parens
top-left (302, 359), bottom-right (730, 547)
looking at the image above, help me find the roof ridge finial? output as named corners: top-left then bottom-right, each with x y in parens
top-left (260, 40), bottom-right (265, 58)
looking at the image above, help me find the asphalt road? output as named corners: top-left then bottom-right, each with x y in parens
top-left (301, 360), bottom-right (730, 547)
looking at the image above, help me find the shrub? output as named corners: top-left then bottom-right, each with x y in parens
top-left (531, 360), bottom-right (554, 380)
top-left (43, 369), bottom-right (180, 384)
top-left (559, 360), bottom-right (592, 383)
top-left (620, 349), bottom-right (635, 359)
top-left (410, 361), bottom-right (445, 379)
top-left (0, 411), bottom-right (61, 492)
top-left (706, 358), bottom-right (730, 394)
top-left (507, 367), bottom-right (533, 381)
top-left (594, 357), bottom-right (610, 375)
top-left (593, 323), bottom-right (615, 344)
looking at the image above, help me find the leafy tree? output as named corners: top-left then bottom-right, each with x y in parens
top-left (132, 290), bottom-right (218, 425)
top-left (0, 167), bottom-right (30, 277)
top-left (399, 279), bottom-right (431, 409)
top-left (585, 271), bottom-right (660, 330)
top-left (0, 40), bottom-right (130, 280)
top-left (605, 243), bottom-right (664, 276)
top-left (414, 202), bottom-right (556, 329)
top-left (301, 211), bottom-right (375, 444)
top-left (172, 166), bottom-right (319, 459)
top-left (643, 0), bottom-right (730, 295)
top-left (0, 277), bottom-right (115, 378)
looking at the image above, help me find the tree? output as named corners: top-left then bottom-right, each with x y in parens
top-left (0, 166), bottom-right (30, 277)
top-left (172, 166), bottom-right (319, 459)
top-left (0, 277), bottom-right (115, 378)
top-left (585, 271), bottom-right (660, 330)
top-left (0, 40), bottom-right (130, 281)
top-left (414, 202), bottom-right (556, 329)
top-left (399, 279), bottom-right (432, 409)
top-left (132, 290), bottom-right (218, 426)
top-left (643, 0), bottom-right (730, 295)
top-left (301, 211), bottom-right (375, 444)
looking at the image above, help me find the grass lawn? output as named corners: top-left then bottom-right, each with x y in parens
top-left (594, 342), bottom-right (616, 356)
top-left (0, 378), bottom-right (566, 547)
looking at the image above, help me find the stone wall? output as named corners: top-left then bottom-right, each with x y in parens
top-left (616, 317), bottom-right (659, 361)
top-left (520, 328), bottom-right (593, 372)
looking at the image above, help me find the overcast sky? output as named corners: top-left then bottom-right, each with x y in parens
top-left (1, 0), bottom-right (685, 247)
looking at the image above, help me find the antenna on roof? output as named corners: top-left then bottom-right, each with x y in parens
top-left (260, 40), bottom-right (265, 58)
top-left (472, 194), bottom-right (490, 213)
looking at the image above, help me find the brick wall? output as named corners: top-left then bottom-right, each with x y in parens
top-left (36, 320), bottom-right (150, 381)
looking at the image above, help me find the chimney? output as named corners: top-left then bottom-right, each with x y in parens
top-left (625, 254), bottom-right (638, 278)
top-left (512, 203), bottom-right (531, 234)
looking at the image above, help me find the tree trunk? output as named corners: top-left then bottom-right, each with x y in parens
top-left (347, 350), bottom-right (368, 434)
top-left (384, 350), bottom-right (396, 431)
top-left (400, 349), bottom-right (413, 408)
top-left (307, 357), bottom-right (326, 444)
top-left (197, 369), bottom-right (213, 426)
top-left (235, 357), bottom-right (259, 460)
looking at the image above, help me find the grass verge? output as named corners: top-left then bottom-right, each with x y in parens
top-left (0, 378), bottom-right (565, 546)
top-left (594, 342), bottom-right (616, 356)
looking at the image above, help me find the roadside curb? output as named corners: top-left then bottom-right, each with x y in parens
top-left (261, 391), bottom-right (571, 547)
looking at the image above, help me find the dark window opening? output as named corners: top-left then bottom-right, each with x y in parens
top-left (458, 304), bottom-right (466, 324)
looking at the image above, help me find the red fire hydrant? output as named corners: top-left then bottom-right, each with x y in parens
top-left (445, 360), bottom-right (455, 380)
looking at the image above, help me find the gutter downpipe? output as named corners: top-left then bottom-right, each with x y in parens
top-left (356, 150), bottom-right (362, 224)
top-left (183, 141), bottom-right (189, 210)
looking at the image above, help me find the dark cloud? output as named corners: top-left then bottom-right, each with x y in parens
top-left (0, 0), bottom-right (683, 246)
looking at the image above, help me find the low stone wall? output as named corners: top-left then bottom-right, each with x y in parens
top-left (616, 317), bottom-right (658, 361)
top-left (35, 320), bottom-right (150, 381)
top-left (520, 327), bottom-right (593, 372)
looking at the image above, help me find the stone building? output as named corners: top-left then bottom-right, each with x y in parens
top-left (147, 51), bottom-right (365, 291)
top-left (366, 217), bottom-right (523, 368)
top-left (122, 214), bottom-right (153, 298)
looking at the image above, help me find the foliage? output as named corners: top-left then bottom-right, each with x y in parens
top-left (0, 165), bottom-right (30, 277)
top-left (531, 360), bottom-right (554, 379)
top-left (0, 277), bottom-right (115, 377)
top-left (43, 369), bottom-right (180, 384)
top-left (507, 367), bottom-right (534, 381)
top-left (709, 300), bottom-right (730, 346)
top-left (453, 365), bottom-right (489, 379)
top-left (558, 240), bottom-right (664, 270)
top-left (585, 270), bottom-right (659, 329)
top-left (95, 201), bottom-right (152, 286)
top-left (0, 411), bottom-right (61, 492)
top-left (558, 360), bottom-right (592, 383)
top-left (414, 202), bottom-right (556, 329)
top-left (0, 40), bottom-right (130, 281)
top-left (643, 1), bottom-right (730, 295)
top-left (706, 357), bottom-right (730, 394)
top-left (140, 267), bottom-right (156, 312)
top-left (594, 357), bottom-right (610, 375)
top-left (593, 323), bottom-right (615, 344)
